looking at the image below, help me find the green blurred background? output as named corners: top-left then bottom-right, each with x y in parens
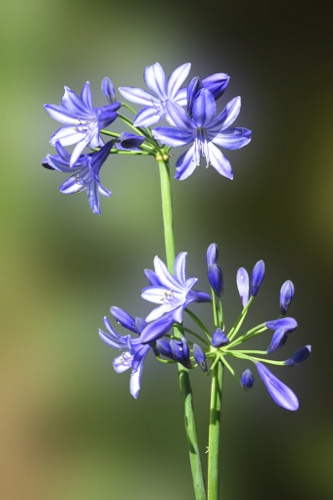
top-left (1, 0), bottom-right (332, 498)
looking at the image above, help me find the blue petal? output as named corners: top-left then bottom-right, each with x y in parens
top-left (144, 62), bottom-right (167, 99)
top-left (166, 101), bottom-right (195, 131)
top-left (251, 260), bottom-right (265, 296)
top-left (50, 126), bottom-right (85, 147)
top-left (192, 89), bottom-right (216, 127)
top-left (118, 86), bottom-right (159, 106)
top-left (130, 345), bottom-right (150, 398)
top-left (152, 126), bottom-right (193, 147)
top-left (240, 369), bottom-right (255, 390)
top-left (113, 351), bottom-right (133, 373)
top-left (266, 317), bottom-right (298, 332)
top-left (208, 143), bottom-right (233, 179)
top-left (210, 97), bottom-right (241, 133)
top-left (87, 181), bottom-right (101, 215)
top-left (99, 329), bottom-right (130, 350)
top-left (174, 144), bottom-right (197, 180)
top-left (110, 306), bottom-right (138, 333)
top-left (167, 62), bottom-right (191, 99)
top-left (174, 252), bottom-right (187, 285)
top-left (156, 338), bottom-right (173, 358)
top-left (212, 127), bottom-right (252, 150)
top-left (81, 81), bottom-right (93, 109)
top-left (187, 77), bottom-right (202, 114)
top-left (140, 315), bottom-right (175, 344)
top-left (256, 362), bottom-right (299, 411)
top-left (133, 107), bottom-right (162, 128)
top-left (62, 86), bottom-right (93, 118)
top-left (144, 269), bottom-right (160, 286)
top-left (193, 343), bottom-right (208, 372)
top-left (206, 243), bottom-right (219, 267)
top-left (280, 280), bottom-right (295, 315)
top-left (44, 104), bottom-right (76, 124)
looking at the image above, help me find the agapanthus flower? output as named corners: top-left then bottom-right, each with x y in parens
top-left (152, 88), bottom-right (251, 180)
top-left (99, 308), bottom-right (151, 398)
top-left (187, 74), bottom-right (230, 114)
top-left (256, 362), bottom-right (299, 411)
top-left (42, 140), bottom-right (113, 215)
top-left (119, 62), bottom-right (191, 127)
top-left (44, 79), bottom-right (120, 166)
top-left (141, 252), bottom-right (211, 325)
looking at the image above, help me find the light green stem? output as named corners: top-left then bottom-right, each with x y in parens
top-left (157, 157), bottom-right (207, 500)
top-left (207, 360), bottom-right (224, 500)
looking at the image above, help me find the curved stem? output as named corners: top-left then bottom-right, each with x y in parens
top-left (157, 157), bottom-right (207, 500)
top-left (207, 360), bottom-right (224, 500)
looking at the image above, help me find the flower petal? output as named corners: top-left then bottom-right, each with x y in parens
top-left (236, 267), bottom-right (250, 306)
top-left (50, 126), bottom-right (85, 147)
top-left (166, 101), bottom-right (195, 131)
top-left (173, 252), bottom-right (187, 285)
top-left (167, 62), bottom-right (191, 99)
top-left (81, 81), bottom-right (93, 109)
top-left (144, 62), bottom-right (167, 99)
top-left (140, 315), bottom-right (175, 344)
top-left (130, 345), bottom-right (150, 398)
top-left (212, 127), bottom-right (252, 150)
top-left (174, 144), bottom-right (197, 180)
top-left (192, 89), bottom-right (216, 127)
top-left (152, 126), bottom-right (193, 147)
top-left (110, 306), bottom-right (137, 333)
top-left (133, 107), bottom-right (163, 128)
top-left (44, 104), bottom-right (76, 125)
top-left (207, 143), bottom-right (233, 179)
top-left (113, 351), bottom-right (133, 373)
top-left (118, 86), bottom-right (159, 106)
top-left (211, 96), bottom-right (241, 132)
top-left (102, 77), bottom-right (116, 103)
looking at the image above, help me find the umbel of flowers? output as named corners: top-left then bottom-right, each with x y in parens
top-left (42, 62), bottom-right (311, 500)
top-left (99, 245), bottom-right (311, 410)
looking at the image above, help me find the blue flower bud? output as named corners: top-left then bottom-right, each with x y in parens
top-left (240, 369), bottom-right (255, 390)
top-left (267, 328), bottom-right (288, 354)
top-left (208, 264), bottom-right (223, 297)
top-left (156, 338), bottom-right (173, 358)
top-left (110, 306), bottom-right (137, 333)
top-left (280, 280), bottom-right (295, 315)
top-left (284, 345), bottom-right (312, 366)
top-left (236, 267), bottom-right (249, 307)
top-left (202, 73), bottom-right (230, 100)
top-left (250, 260), bottom-right (265, 297)
top-left (266, 317), bottom-right (297, 332)
top-left (119, 132), bottom-right (145, 149)
top-left (187, 77), bottom-right (203, 114)
top-left (193, 344), bottom-right (208, 372)
top-left (135, 317), bottom-right (147, 334)
top-left (206, 243), bottom-right (219, 267)
top-left (212, 328), bottom-right (229, 347)
top-left (256, 362), bottom-right (299, 411)
top-left (170, 337), bottom-right (191, 368)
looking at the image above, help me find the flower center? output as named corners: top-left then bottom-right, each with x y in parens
top-left (194, 127), bottom-right (210, 167)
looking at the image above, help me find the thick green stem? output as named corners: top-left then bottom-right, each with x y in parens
top-left (157, 157), bottom-right (207, 500)
top-left (207, 360), bottom-right (224, 500)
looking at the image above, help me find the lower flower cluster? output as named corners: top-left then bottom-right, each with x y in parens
top-left (99, 244), bottom-right (311, 410)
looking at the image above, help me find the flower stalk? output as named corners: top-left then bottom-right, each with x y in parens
top-left (157, 156), bottom-right (207, 500)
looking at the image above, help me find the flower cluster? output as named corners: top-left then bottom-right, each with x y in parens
top-left (100, 244), bottom-right (311, 410)
top-left (43, 62), bottom-right (251, 214)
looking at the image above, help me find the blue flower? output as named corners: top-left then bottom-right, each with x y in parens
top-left (44, 79), bottom-right (120, 166)
top-left (119, 62), bottom-right (191, 127)
top-left (42, 140), bottom-right (113, 215)
top-left (256, 362), bottom-right (299, 411)
top-left (152, 88), bottom-right (251, 180)
top-left (280, 280), bottom-right (295, 315)
top-left (236, 267), bottom-right (250, 307)
top-left (141, 252), bottom-right (211, 324)
top-left (99, 308), bottom-right (151, 399)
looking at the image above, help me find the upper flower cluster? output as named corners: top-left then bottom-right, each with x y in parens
top-left (43, 62), bottom-right (252, 214)
top-left (99, 245), bottom-right (311, 408)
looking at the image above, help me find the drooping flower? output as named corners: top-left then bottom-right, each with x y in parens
top-left (256, 362), bottom-right (299, 411)
top-left (152, 88), bottom-right (251, 180)
top-left (44, 79), bottom-right (120, 166)
top-left (99, 309), bottom-right (151, 399)
top-left (119, 62), bottom-right (191, 127)
top-left (42, 140), bottom-right (113, 215)
top-left (141, 252), bottom-right (211, 326)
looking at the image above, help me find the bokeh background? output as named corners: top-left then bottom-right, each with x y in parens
top-left (1, 0), bottom-right (332, 498)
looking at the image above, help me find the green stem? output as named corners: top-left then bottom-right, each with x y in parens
top-left (157, 157), bottom-right (207, 500)
top-left (207, 360), bottom-right (224, 500)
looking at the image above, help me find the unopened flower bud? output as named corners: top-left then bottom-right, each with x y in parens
top-left (193, 344), bottom-right (208, 372)
top-left (284, 345), bottom-right (312, 366)
top-left (280, 280), bottom-right (295, 315)
top-left (267, 328), bottom-right (288, 354)
top-left (240, 369), bottom-right (255, 390)
top-left (187, 77), bottom-right (203, 114)
top-left (251, 260), bottom-right (265, 297)
top-left (170, 338), bottom-right (191, 368)
top-left (208, 264), bottom-right (223, 297)
top-left (156, 338), bottom-right (173, 358)
top-left (266, 317), bottom-right (297, 333)
top-left (202, 73), bottom-right (230, 100)
top-left (212, 328), bottom-right (229, 347)
top-left (236, 267), bottom-right (249, 307)
top-left (206, 243), bottom-right (219, 267)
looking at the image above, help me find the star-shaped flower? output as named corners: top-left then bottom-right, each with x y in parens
top-left (152, 88), bottom-right (251, 180)
top-left (42, 140), bottom-right (113, 215)
top-left (119, 62), bottom-right (191, 127)
top-left (44, 78), bottom-right (120, 166)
